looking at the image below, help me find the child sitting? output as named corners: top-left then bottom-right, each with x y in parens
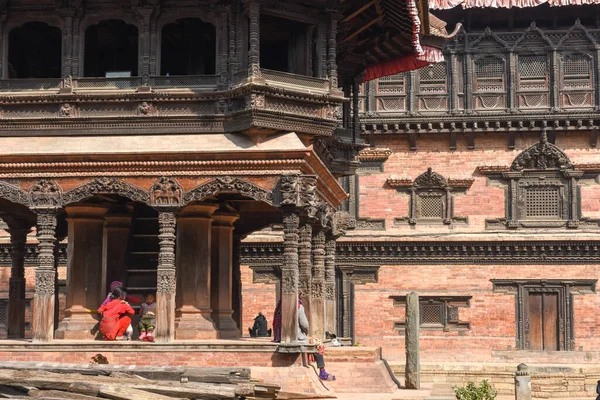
top-left (139, 293), bottom-right (156, 342)
top-left (101, 281), bottom-right (142, 340)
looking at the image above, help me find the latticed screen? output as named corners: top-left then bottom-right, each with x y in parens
top-left (419, 63), bottom-right (447, 94)
top-left (419, 195), bottom-right (444, 219)
top-left (525, 187), bottom-right (561, 218)
top-left (378, 73), bottom-right (406, 94)
top-left (0, 300), bottom-right (7, 329)
top-left (475, 56), bottom-right (504, 92)
top-left (421, 303), bottom-right (444, 325)
top-left (519, 55), bottom-right (548, 90)
top-left (563, 54), bottom-right (592, 90)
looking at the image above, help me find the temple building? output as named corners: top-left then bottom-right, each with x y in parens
top-left (1, 0), bottom-right (600, 391)
top-left (0, 0), bottom-right (449, 350)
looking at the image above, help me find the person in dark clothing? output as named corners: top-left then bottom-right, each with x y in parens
top-left (249, 312), bottom-right (270, 337)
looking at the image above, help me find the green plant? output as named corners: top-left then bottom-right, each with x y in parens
top-left (454, 380), bottom-right (498, 400)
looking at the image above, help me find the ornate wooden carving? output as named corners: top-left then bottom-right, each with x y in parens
top-left (29, 180), bottom-right (62, 209)
top-left (391, 295), bottom-right (472, 333)
top-left (183, 176), bottom-right (274, 206)
top-left (388, 168), bottom-right (471, 226)
top-left (492, 279), bottom-right (596, 350)
top-left (156, 211), bottom-right (176, 294)
top-left (485, 132), bottom-right (598, 229)
top-left (34, 210), bottom-right (58, 297)
top-left (281, 211), bottom-right (300, 296)
top-left (63, 178), bottom-right (150, 205)
top-left (239, 240), bottom-right (600, 267)
top-left (311, 229), bottom-right (326, 300)
top-left (150, 177), bottom-right (183, 207)
top-left (298, 223), bottom-right (313, 298)
top-left (0, 181), bottom-right (30, 206)
top-left (324, 237), bottom-right (336, 302)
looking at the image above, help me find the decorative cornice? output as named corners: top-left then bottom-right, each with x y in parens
top-left (239, 240), bottom-right (600, 266)
top-left (386, 177), bottom-right (413, 188)
top-left (358, 147), bottom-right (392, 162)
top-left (447, 178), bottom-right (475, 188)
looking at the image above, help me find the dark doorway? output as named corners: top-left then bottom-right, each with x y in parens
top-left (84, 20), bottom-right (138, 77)
top-left (260, 15), bottom-right (310, 75)
top-left (526, 292), bottom-right (559, 351)
top-left (161, 18), bottom-right (216, 76)
top-left (8, 22), bottom-right (62, 78)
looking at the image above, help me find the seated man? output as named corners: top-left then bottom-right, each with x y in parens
top-left (249, 312), bottom-right (270, 337)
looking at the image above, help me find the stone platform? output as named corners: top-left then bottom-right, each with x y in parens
top-left (0, 340), bottom-right (401, 396)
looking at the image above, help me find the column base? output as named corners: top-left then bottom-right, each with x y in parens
top-left (213, 311), bottom-right (241, 339)
top-left (55, 306), bottom-right (100, 340)
top-left (175, 307), bottom-right (218, 340)
top-left (311, 298), bottom-right (325, 340)
top-left (8, 277), bottom-right (26, 339)
top-left (32, 294), bottom-right (55, 343)
top-left (325, 299), bottom-right (336, 336)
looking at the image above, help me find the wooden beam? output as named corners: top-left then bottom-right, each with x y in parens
top-left (342, 16), bottom-right (382, 43)
top-left (342, 0), bottom-right (376, 23)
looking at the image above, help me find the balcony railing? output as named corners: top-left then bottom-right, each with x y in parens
top-left (0, 75), bottom-right (221, 93)
top-left (260, 69), bottom-right (329, 93)
top-left (0, 78), bottom-right (62, 91)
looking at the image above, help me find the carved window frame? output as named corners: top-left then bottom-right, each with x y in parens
top-left (376, 73), bottom-right (407, 113)
top-left (0, 299), bottom-right (6, 332)
top-left (474, 55), bottom-right (505, 93)
top-left (388, 168), bottom-right (471, 227)
top-left (391, 295), bottom-right (471, 333)
top-left (492, 279), bottom-right (596, 351)
top-left (418, 62), bottom-right (448, 94)
top-left (483, 133), bottom-right (600, 230)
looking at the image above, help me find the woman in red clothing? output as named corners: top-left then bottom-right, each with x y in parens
top-left (98, 287), bottom-right (135, 341)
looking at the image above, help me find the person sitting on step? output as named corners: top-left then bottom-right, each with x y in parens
top-left (138, 292), bottom-right (156, 342)
top-left (98, 287), bottom-right (135, 341)
top-left (249, 312), bottom-right (271, 337)
top-left (101, 281), bottom-right (142, 340)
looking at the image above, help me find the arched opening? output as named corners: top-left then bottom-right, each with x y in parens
top-left (8, 22), bottom-right (62, 79)
top-left (161, 18), bottom-right (216, 76)
top-left (260, 15), bottom-right (311, 75)
top-left (84, 20), bottom-right (138, 77)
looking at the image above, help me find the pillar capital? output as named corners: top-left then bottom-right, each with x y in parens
top-left (212, 212), bottom-right (240, 227)
top-left (65, 204), bottom-right (108, 220)
top-left (178, 204), bottom-right (219, 219)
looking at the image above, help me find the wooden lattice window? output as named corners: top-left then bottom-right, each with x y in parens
top-left (418, 191), bottom-right (445, 220)
top-left (525, 187), bottom-right (561, 218)
top-left (519, 55), bottom-right (549, 90)
top-left (419, 63), bottom-right (447, 94)
top-left (391, 295), bottom-right (471, 333)
top-left (475, 56), bottom-right (504, 92)
top-left (0, 299), bottom-right (7, 331)
top-left (562, 53), bottom-right (592, 90)
top-left (377, 73), bottom-right (406, 94)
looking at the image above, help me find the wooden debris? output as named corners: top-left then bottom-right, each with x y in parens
top-left (0, 367), bottom-right (283, 400)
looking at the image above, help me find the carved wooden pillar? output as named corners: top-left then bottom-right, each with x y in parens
top-left (341, 268), bottom-right (353, 339)
top-left (247, 1), bottom-right (261, 78)
top-left (352, 79), bottom-right (360, 143)
top-left (281, 210), bottom-right (300, 343)
top-left (138, 8), bottom-right (154, 80)
top-left (7, 226), bottom-right (30, 339)
top-left (298, 222), bottom-right (313, 325)
top-left (219, 12), bottom-right (229, 88)
top-left (551, 50), bottom-right (560, 110)
top-left (32, 210), bottom-right (58, 343)
top-left (311, 228), bottom-right (326, 340)
top-left (508, 51), bottom-right (517, 111)
top-left (324, 236), bottom-right (336, 336)
top-left (316, 17), bottom-right (327, 78)
top-left (102, 213), bottom-right (132, 293)
top-left (327, 12), bottom-right (338, 89)
top-left (175, 204), bottom-right (219, 339)
top-left (231, 234), bottom-right (242, 331)
top-left (61, 13), bottom-right (74, 77)
top-left (211, 211), bottom-right (240, 338)
top-left (449, 52), bottom-right (459, 112)
top-left (228, 8), bottom-right (238, 80)
top-left (409, 71), bottom-right (418, 115)
top-left (56, 205), bottom-right (107, 340)
top-left (465, 52), bottom-right (474, 112)
top-left (156, 210), bottom-right (177, 343)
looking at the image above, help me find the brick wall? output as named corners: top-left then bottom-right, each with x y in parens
top-left (353, 263), bottom-right (600, 362)
top-left (356, 131), bottom-right (600, 232)
top-left (240, 264), bottom-right (277, 337)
